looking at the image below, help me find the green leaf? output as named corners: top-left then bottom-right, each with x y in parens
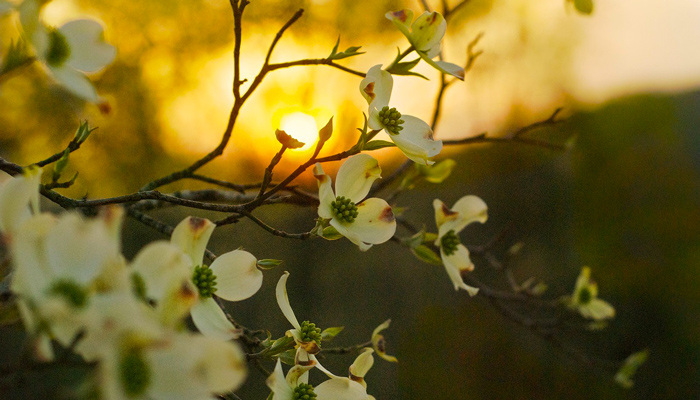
top-left (363, 140), bottom-right (396, 151)
top-left (411, 245), bottom-right (442, 265)
top-left (268, 335), bottom-right (295, 355)
top-left (320, 326), bottom-right (344, 342)
top-left (386, 57), bottom-right (428, 79)
top-left (52, 148), bottom-right (71, 182)
top-left (328, 37), bottom-right (365, 60)
top-left (257, 259), bottom-right (283, 270)
top-left (573, 0), bottom-right (593, 15)
top-left (416, 158), bottom-right (456, 183)
top-left (278, 349), bottom-right (296, 366)
top-left (321, 226), bottom-right (343, 240)
top-left (614, 349), bottom-right (649, 389)
top-left (0, 40), bottom-right (30, 75)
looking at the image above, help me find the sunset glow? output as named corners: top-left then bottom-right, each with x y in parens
top-left (279, 112), bottom-right (318, 151)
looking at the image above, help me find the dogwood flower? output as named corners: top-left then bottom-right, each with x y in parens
top-left (386, 9), bottom-right (465, 80)
top-left (360, 65), bottom-right (442, 165)
top-left (433, 195), bottom-right (488, 296)
top-left (132, 216), bottom-right (263, 340)
top-left (567, 266), bottom-right (616, 320)
top-left (314, 154), bottom-right (396, 251)
top-left (266, 359), bottom-right (369, 400)
top-left (276, 271), bottom-right (324, 355)
top-left (370, 319), bottom-right (397, 362)
top-left (18, 0), bottom-right (115, 104)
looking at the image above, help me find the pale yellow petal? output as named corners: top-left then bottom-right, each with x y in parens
top-left (170, 216), bottom-right (216, 267)
top-left (60, 19), bottom-right (115, 73)
top-left (190, 297), bottom-right (240, 341)
top-left (275, 271), bottom-right (301, 329)
top-left (435, 195), bottom-right (488, 238)
top-left (409, 11), bottom-right (446, 52)
top-left (390, 115), bottom-right (442, 165)
top-left (441, 245), bottom-right (479, 296)
top-left (335, 154), bottom-right (382, 203)
top-left (314, 377), bottom-right (368, 400)
top-left (314, 163), bottom-right (335, 219)
top-left (332, 198), bottom-right (395, 251)
top-left (209, 249), bottom-right (262, 302)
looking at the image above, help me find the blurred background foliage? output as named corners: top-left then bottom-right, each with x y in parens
top-left (1, 0), bottom-right (699, 398)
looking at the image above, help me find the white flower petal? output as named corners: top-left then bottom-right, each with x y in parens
top-left (195, 335), bottom-right (247, 393)
top-left (410, 11), bottom-right (446, 52)
top-left (335, 154), bottom-right (382, 203)
top-left (359, 64), bottom-right (392, 110)
top-left (441, 245), bottom-right (479, 296)
top-left (9, 214), bottom-right (56, 300)
top-left (332, 198), bottom-right (396, 251)
top-left (190, 297), bottom-right (240, 341)
top-left (418, 51), bottom-right (465, 80)
top-left (48, 65), bottom-right (101, 103)
top-left (314, 163), bottom-right (335, 219)
top-left (349, 348), bottom-right (374, 380)
top-left (45, 213), bottom-right (116, 286)
top-left (434, 195), bottom-right (488, 238)
top-left (130, 241), bottom-right (192, 303)
top-left (171, 216), bottom-right (216, 267)
top-left (60, 19), bottom-right (115, 73)
top-left (266, 359), bottom-right (294, 400)
top-left (314, 377), bottom-right (368, 400)
top-left (0, 166), bottom-right (42, 234)
top-left (209, 249), bottom-right (262, 301)
top-left (275, 272), bottom-right (301, 329)
top-left (390, 115), bottom-right (442, 165)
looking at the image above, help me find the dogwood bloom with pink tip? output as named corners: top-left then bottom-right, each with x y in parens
top-left (18, 0), bottom-right (115, 104)
top-left (433, 195), bottom-right (488, 296)
top-left (386, 9), bottom-right (465, 80)
top-left (132, 216), bottom-right (263, 340)
top-left (314, 154), bottom-right (396, 251)
top-left (360, 65), bottom-right (442, 165)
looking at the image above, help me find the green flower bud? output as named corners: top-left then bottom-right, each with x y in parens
top-left (378, 106), bottom-right (404, 135)
top-left (293, 382), bottom-right (317, 400)
top-left (440, 230), bottom-right (461, 256)
top-left (299, 320), bottom-right (322, 345)
top-left (46, 28), bottom-right (71, 67)
top-left (192, 265), bottom-right (217, 298)
top-left (119, 347), bottom-right (151, 397)
top-left (49, 279), bottom-right (88, 309)
top-left (331, 196), bottom-right (359, 223)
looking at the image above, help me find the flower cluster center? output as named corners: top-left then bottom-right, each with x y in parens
top-left (578, 287), bottom-right (592, 305)
top-left (378, 106), bottom-right (405, 135)
top-left (331, 196), bottom-right (359, 223)
top-left (192, 265), bottom-right (217, 298)
top-left (46, 28), bottom-right (71, 67)
top-left (299, 320), bottom-right (322, 345)
top-left (119, 347), bottom-right (151, 397)
top-left (49, 279), bottom-right (88, 309)
top-left (293, 382), bottom-right (317, 400)
top-left (440, 230), bottom-right (461, 256)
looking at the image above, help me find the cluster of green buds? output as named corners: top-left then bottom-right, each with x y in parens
top-left (331, 196), bottom-right (359, 223)
top-left (299, 320), bottom-right (322, 346)
top-left (378, 106), bottom-right (404, 135)
top-left (192, 265), bottom-right (217, 298)
top-left (292, 382), bottom-right (317, 399)
top-left (440, 230), bottom-right (460, 256)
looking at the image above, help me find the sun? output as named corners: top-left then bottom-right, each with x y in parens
top-left (278, 112), bottom-right (318, 151)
